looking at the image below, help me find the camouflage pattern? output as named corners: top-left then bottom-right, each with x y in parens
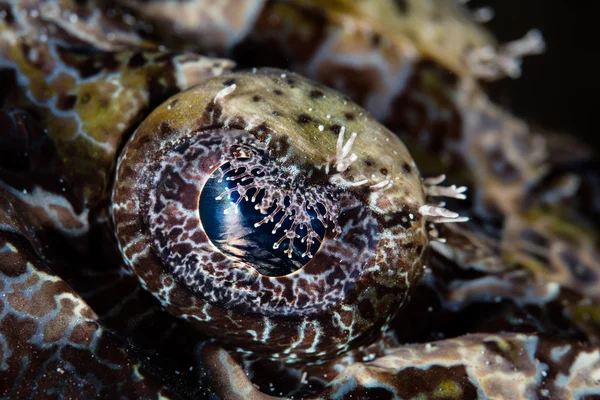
top-left (1, 0), bottom-right (599, 399)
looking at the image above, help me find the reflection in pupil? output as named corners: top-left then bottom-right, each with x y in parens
top-left (199, 164), bottom-right (326, 276)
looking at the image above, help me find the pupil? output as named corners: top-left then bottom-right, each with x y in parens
top-left (199, 164), bottom-right (326, 277)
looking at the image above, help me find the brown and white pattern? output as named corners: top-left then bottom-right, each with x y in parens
top-left (1, 0), bottom-right (600, 399)
top-left (111, 69), bottom-right (438, 362)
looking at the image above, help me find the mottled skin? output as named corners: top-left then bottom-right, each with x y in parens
top-left (1, 0), bottom-right (600, 399)
top-left (0, 183), bottom-right (185, 398)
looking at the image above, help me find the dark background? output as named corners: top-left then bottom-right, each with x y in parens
top-left (469, 0), bottom-right (599, 151)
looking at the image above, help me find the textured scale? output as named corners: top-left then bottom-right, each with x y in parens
top-left (1, 0), bottom-right (600, 399)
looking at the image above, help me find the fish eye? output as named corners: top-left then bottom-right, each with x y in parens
top-left (199, 145), bottom-right (337, 277)
top-left (112, 68), bottom-right (463, 362)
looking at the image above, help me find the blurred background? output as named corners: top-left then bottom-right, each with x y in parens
top-left (472, 0), bottom-right (599, 151)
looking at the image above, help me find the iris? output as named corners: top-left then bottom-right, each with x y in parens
top-left (200, 163), bottom-right (326, 277)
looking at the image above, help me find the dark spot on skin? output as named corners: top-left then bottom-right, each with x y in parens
top-left (310, 90), bottom-right (324, 99)
top-left (80, 93), bottom-right (91, 104)
top-left (169, 99), bottom-right (179, 109)
top-left (380, 208), bottom-right (420, 229)
top-left (364, 159), bottom-right (375, 167)
top-left (0, 4), bottom-right (15, 24)
top-left (380, 168), bottom-right (388, 175)
top-left (72, 58), bottom-right (101, 79)
top-left (561, 251), bottom-right (595, 281)
top-left (358, 299), bottom-right (375, 319)
top-left (57, 94), bottom-right (77, 111)
top-left (249, 122), bottom-right (270, 142)
top-left (402, 162), bottom-right (412, 174)
top-left (353, 387), bottom-right (395, 400)
top-left (297, 114), bottom-right (312, 124)
top-left (155, 52), bottom-right (176, 63)
top-left (208, 252), bottom-right (225, 264)
top-left (430, 9), bottom-right (443, 21)
top-left (488, 148), bottom-right (520, 183)
top-left (127, 52), bottom-right (146, 68)
top-left (272, 110), bottom-right (280, 116)
top-left (0, 109), bottom-right (39, 172)
top-left (520, 229), bottom-right (549, 248)
top-left (169, 286), bottom-right (194, 309)
top-left (295, 293), bottom-right (309, 308)
top-left (223, 78), bottom-right (236, 86)
top-left (395, 0), bottom-right (408, 13)
top-left (273, 89), bottom-right (283, 96)
top-left (370, 33), bottom-right (382, 47)
top-left (286, 78), bottom-right (296, 85)
top-left (158, 122), bottom-right (173, 139)
top-left (269, 135), bottom-right (291, 158)
top-left (252, 95), bottom-right (261, 102)
top-left (203, 102), bottom-right (223, 124)
top-left (330, 124), bottom-right (341, 135)
top-left (101, 53), bottom-right (120, 71)
top-left (228, 116), bottom-right (247, 130)
top-left (344, 112), bottom-right (355, 120)
top-left (260, 291), bottom-right (273, 304)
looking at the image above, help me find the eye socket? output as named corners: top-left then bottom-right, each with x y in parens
top-left (199, 144), bottom-right (337, 277)
top-left (112, 68), bottom-right (431, 362)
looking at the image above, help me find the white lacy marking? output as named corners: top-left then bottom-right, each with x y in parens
top-left (465, 29), bottom-right (546, 80)
top-left (213, 83), bottom-right (236, 104)
top-left (423, 174), bottom-right (468, 200)
top-left (419, 205), bottom-right (469, 224)
top-left (334, 126), bottom-right (358, 172)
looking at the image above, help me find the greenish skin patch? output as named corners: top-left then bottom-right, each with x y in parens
top-left (1, 1), bottom-right (600, 399)
top-left (156, 68), bottom-right (426, 211)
